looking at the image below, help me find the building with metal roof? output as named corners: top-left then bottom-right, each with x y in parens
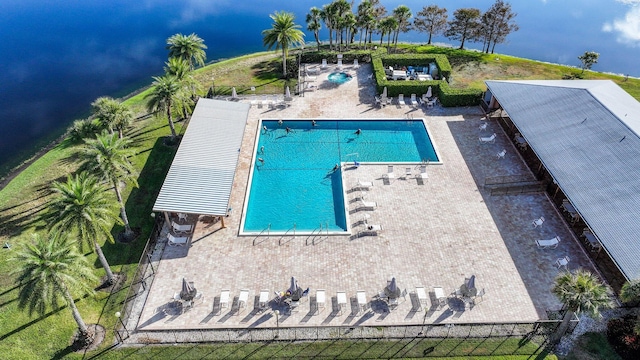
top-left (153, 99), bottom-right (250, 226)
top-left (484, 80), bottom-right (640, 283)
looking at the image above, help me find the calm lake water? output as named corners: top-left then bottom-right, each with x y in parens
top-left (1, 0), bottom-right (638, 175)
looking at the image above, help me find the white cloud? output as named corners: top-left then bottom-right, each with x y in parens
top-left (169, 0), bottom-right (233, 28)
top-left (603, 5), bottom-right (640, 46)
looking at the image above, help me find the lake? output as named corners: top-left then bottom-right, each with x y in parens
top-left (1, 0), bottom-right (638, 175)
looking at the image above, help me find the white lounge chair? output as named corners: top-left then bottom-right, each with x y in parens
top-left (167, 233), bottom-right (188, 246)
top-left (416, 287), bottom-right (428, 311)
top-left (479, 133), bottom-right (497, 144)
top-left (353, 59), bottom-right (360, 69)
top-left (384, 165), bottom-right (395, 182)
top-left (261, 95), bottom-right (269, 108)
top-left (416, 164), bottom-right (428, 179)
top-left (397, 94), bottom-right (406, 106)
top-left (316, 289), bottom-right (326, 313)
top-left (258, 289), bottom-right (270, 311)
top-left (556, 256), bottom-right (570, 270)
top-left (536, 236), bottom-right (560, 249)
top-left (356, 290), bottom-right (368, 314)
top-left (356, 179), bottom-right (373, 189)
top-left (405, 167), bottom-right (412, 179)
top-left (496, 149), bottom-right (506, 159)
top-left (359, 222), bottom-right (383, 237)
top-left (237, 289), bottom-right (249, 314)
top-left (359, 197), bottom-right (377, 209)
top-left (433, 287), bottom-right (446, 309)
top-left (305, 83), bottom-right (317, 92)
top-left (172, 221), bottom-right (193, 235)
top-left (532, 216), bottom-right (545, 228)
top-left (409, 94), bottom-right (418, 107)
top-left (219, 289), bottom-right (231, 309)
top-left (321, 58), bottom-right (327, 69)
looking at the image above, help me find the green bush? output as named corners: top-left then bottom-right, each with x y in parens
top-left (607, 315), bottom-right (640, 359)
top-left (68, 118), bottom-right (102, 143)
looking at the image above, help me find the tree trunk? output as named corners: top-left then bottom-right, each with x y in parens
top-left (118, 129), bottom-right (124, 139)
top-left (281, 48), bottom-right (287, 78)
top-left (166, 104), bottom-right (177, 138)
top-left (62, 282), bottom-right (91, 340)
top-left (551, 309), bottom-right (575, 343)
top-left (315, 32), bottom-right (320, 51)
top-left (94, 241), bottom-right (116, 284)
top-left (428, 32), bottom-right (432, 45)
top-left (112, 178), bottom-right (133, 236)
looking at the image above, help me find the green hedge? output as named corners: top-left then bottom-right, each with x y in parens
top-left (300, 48), bottom-right (385, 64)
top-left (371, 53), bottom-right (482, 107)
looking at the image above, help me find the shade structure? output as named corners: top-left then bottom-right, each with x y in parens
top-left (180, 278), bottom-right (197, 301)
top-left (463, 275), bottom-right (477, 297)
top-left (385, 277), bottom-right (400, 298)
top-left (285, 86), bottom-right (291, 98)
top-left (382, 86), bottom-right (388, 98)
top-left (288, 276), bottom-right (303, 300)
top-left (426, 86), bottom-right (432, 98)
top-left (231, 87), bottom-right (238, 99)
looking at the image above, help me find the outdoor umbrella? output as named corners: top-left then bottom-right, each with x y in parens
top-left (285, 86), bottom-right (291, 99)
top-left (231, 87), bottom-right (238, 99)
top-left (426, 86), bottom-right (432, 99)
top-left (382, 86), bottom-right (388, 99)
top-left (385, 277), bottom-right (401, 298)
top-left (465, 275), bottom-right (477, 297)
top-left (180, 278), bottom-right (196, 301)
top-left (288, 276), bottom-right (303, 300)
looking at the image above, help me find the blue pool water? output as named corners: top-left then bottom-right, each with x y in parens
top-left (327, 72), bottom-right (353, 84)
top-left (242, 120), bottom-right (438, 233)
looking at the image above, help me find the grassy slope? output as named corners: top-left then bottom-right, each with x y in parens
top-left (0, 46), bottom-right (636, 359)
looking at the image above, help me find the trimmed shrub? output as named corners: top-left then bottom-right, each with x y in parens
top-left (607, 315), bottom-right (640, 359)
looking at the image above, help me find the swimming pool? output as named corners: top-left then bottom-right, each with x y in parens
top-left (241, 119), bottom-right (439, 234)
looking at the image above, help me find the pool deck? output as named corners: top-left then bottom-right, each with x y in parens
top-left (135, 63), bottom-right (598, 331)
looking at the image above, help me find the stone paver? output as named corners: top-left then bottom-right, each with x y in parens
top-left (134, 64), bottom-right (598, 331)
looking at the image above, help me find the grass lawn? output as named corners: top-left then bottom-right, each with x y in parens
top-left (0, 45), bottom-right (637, 359)
top-left (95, 337), bottom-right (557, 359)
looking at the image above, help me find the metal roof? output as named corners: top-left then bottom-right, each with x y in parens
top-left (153, 99), bottom-right (249, 216)
top-left (485, 80), bottom-right (640, 280)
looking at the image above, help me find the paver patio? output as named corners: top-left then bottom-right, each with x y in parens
top-left (135, 64), bottom-right (598, 331)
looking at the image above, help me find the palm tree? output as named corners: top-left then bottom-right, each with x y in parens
top-left (81, 131), bottom-right (138, 239)
top-left (392, 5), bottom-right (412, 49)
top-left (379, 16), bottom-right (398, 47)
top-left (91, 97), bottom-right (134, 139)
top-left (551, 269), bottom-right (613, 343)
top-left (145, 74), bottom-right (181, 139)
top-left (44, 172), bottom-right (122, 284)
top-left (357, 1), bottom-right (374, 49)
top-left (165, 57), bottom-right (198, 116)
top-left (262, 11), bottom-right (305, 78)
top-left (306, 7), bottom-right (323, 51)
top-left (166, 33), bottom-right (207, 71)
top-left (12, 233), bottom-right (98, 345)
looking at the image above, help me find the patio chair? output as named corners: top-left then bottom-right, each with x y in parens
top-left (397, 94), bottom-right (406, 106)
top-left (171, 221), bottom-right (193, 235)
top-left (237, 289), bottom-right (249, 314)
top-left (353, 59), bottom-right (360, 69)
top-left (305, 83), bottom-right (318, 92)
top-left (433, 287), bottom-right (446, 309)
top-left (359, 197), bottom-right (377, 209)
top-left (359, 223), bottom-right (382, 237)
top-left (321, 59), bottom-right (328, 69)
top-left (532, 216), bottom-right (545, 228)
top-left (536, 236), bottom-right (561, 249)
top-left (316, 289), bottom-right (326, 313)
top-left (496, 149), bottom-right (507, 159)
top-left (479, 133), bottom-right (497, 144)
top-left (167, 233), bottom-right (188, 246)
top-left (426, 97), bottom-right (437, 108)
top-left (473, 288), bottom-right (486, 305)
top-left (336, 291), bottom-right (348, 315)
top-left (405, 167), bottom-right (413, 179)
top-left (416, 287), bottom-right (428, 311)
top-left (177, 213), bottom-right (188, 221)
top-left (356, 179), bottom-right (373, 190)
top-left (556, 256), bottom-right (570, 270)
top-left (384, 165), bottom-right (395, 182)
top-left (479, 122), bottom-right (488, 131)
top-left (410, 94), bottom-right (419, 107)
top-left (220, 289), bottom-right (231, 310)
top-left (416, 164), bottom-right (428, 180)
top-left (258, 289), bottom-right (270, 311)
top-left (356, 290), bottom-right (368, 314)
top-left (374, 96), bottom-right (382, 107)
